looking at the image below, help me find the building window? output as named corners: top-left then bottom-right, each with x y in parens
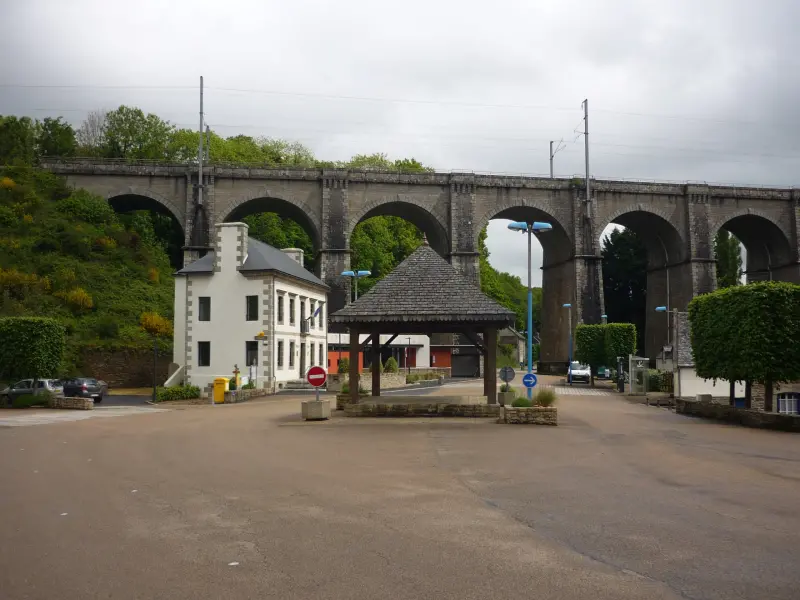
top-left (310, 301), bottom-right (315, 328)
top-left (289, 298), bottom-right (296, 325)
top-left (318, 303), bottom-right (324, 328)
top-left (277, 295), bottom-right (284, 324)
top-left (300, 300), bottom-right (306, 325)
top-left (777, 393), bottom-right (799, 415)
top-left (289, 341), bottom-right (295, 367)
top-left (198, 297), bottom-right (211, 321)
top-left (277, 340), bottom-right (284, 368)
top-left (310, 344), bottom-right (315, 366)
top-left (198, 341), bottom-right (210, 367)
top-left (319, 344), bottom-right (324, 369)
top-left (246, 296), bottom-right (258, 321)
top-left (245, 341), bottom-right (258, 367)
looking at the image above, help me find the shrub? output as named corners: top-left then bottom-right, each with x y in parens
top-left (241, 381), bottom-right (255, 390)
top-left (604, 323), bottom-right (637, 365)
top-left (0, 317), bottom-right (65, 382)
top-left (535, 388), bottom-right (557, 407)
top-left (12, 393), bottom-right (51, 409)
top-left (511, 397), bottom-right (533, 407)
top-left (406, 372), bottom-right (440, 383)
top-left (575, 324), bottom-right (606, 383)
top-left (0, 176), bottom-right (16, 189)
top-left (147, 267), bottom-right (160, 283)
top-left (384, 356), bottom-right (399, 373)
top-left (371, 358), bottom-right (384, 373)
top-left (93, 316), bottom-right (119, 340)
top-left (57, 189), bottom-right (115, 225)
top-left (155, 385), bottom-right (200, 402)
top-left (500, 382), bottom-right (512, 392)
top-left (140, 312), bottom-right (172, 337)
top-left (337, 357), bottom-right (350, 374)
top-left (64, 287), bottom-right (93, 311)
top-left (92, 236), bottom-right (117, 251)
top-left (0, 206), bottom-right (15, 226)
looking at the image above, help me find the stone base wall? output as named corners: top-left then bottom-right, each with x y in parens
top-left (345, 403), bottom-right (500, 418)
top-left (676, 399), bottom-right (800, 432)
top-left (80, 349), bottom-right (171, 388)
top-left (222, 389), bottom-right (267, 404)
top-left (49, 397), bottom-right (94, 410)
top-left (498, 406), bottom-right (558, 425)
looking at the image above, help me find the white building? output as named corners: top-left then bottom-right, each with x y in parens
top-left (172, 222), bottom-right (328, 394)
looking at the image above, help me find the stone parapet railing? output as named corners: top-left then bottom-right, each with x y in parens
top-left (497, 406), bottom-right (558, 425)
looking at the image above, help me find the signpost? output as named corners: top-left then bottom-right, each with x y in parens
top-left (306, 366), bottom-right (327, 402)
top-left (499, 367), bottom-right (516, 383)
top-left (522, 373), bottom-right (538, 389)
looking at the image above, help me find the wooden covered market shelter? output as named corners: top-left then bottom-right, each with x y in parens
top-left (329, 238), bottom-right (516, 405)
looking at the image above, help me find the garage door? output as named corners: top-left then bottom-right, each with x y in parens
top-left (451, 354), bottom-right (480, 378)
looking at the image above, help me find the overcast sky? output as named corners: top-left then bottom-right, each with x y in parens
top-left (1, 0), bottom-right (796, 284)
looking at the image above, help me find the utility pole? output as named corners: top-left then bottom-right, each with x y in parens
top-left (582, 99), bottom-right (590, 202)
top-left (549, 139), bottom-right (565, 178)
top-left (197, 76), bottom-right (204, 207)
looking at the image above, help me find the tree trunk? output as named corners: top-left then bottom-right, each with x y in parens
top-left (764, 381), bottom-right (774, 412)
top-left (745, 381), bottom-right (752, 409)
top-left (729, 379), bottom-right (735, 406)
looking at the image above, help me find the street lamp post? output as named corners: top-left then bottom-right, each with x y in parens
top-left (655, 306), bottom-right (670, 346)
top-left (341, 270), bottom-right (371, 301)
top-left (563, 303), bottom-right (573, 385)
top-left (507, 220), bottom-right (553, 399)
top-left (601, 313), bottom-right (607, 324)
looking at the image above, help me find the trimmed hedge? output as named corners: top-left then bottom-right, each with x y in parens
top-left (155, 385), bottom-right (200, 402)
top-left (384, 357), bottom-right (399, 373)
top-left (575, 324), bottom-right (606, 379)
top-left (0, 317), bottom-right (65, 382)
top-left (12, 393), bottom-right (51, 408)
top-left (688, 282), bottom-right (800, 408)
top-left (604, 323), bottom-right (637, 365)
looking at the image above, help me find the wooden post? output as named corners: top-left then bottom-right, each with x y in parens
top-left (349, 326), bottom-right (360, 404)
top-left (484, 327), bottom-right (497, 404)
top-left (372, 333), bottom-right (381, 396)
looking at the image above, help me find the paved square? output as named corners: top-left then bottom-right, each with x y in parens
top-left (1, 386), bottom-right (798, 599)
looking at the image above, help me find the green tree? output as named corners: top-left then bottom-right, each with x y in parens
top-left (243, 213), bottom-right (315, 269)
top-left (714, 229), bottom-right (742, 288)
top-left (0, 116), bottom-right (37, 165)
top-left (602, 228), bottom-right (647, 352)
top-left (102, 106), bottom-right (175, 160)
top-left (0, 317), bottom-right (65, 382)
top-left (688, 282), bottom-right (800, 409)
top-left (37, 117), bottom-right (76, 157)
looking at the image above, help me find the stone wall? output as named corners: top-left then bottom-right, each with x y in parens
top-left (49, 397), bottom-right (94, 410)
top-left (222, 388), bottom-right (266, 404)
top-left (675, 398), bottom-right (800, 432)
top-left (80, 349), bottom-right (172, 388)
top-left (344, 402), bottom-right (500, 418)
top-left (498, 406), bottom-right (558, 425)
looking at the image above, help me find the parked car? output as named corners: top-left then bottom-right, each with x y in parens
top-left (62, 377), bottom-right (108, 402)
top-left (1, 379), bottom-right (64, 405)
top-left (568, 361), bottom-right (591, 383)
top-left (596, 366), bottom-right (612, 379)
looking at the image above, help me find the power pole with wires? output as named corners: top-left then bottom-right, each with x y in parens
top-left (581, 98), bottom-right (590, 202)
top-left (549, 139), bottom-right (565, 178)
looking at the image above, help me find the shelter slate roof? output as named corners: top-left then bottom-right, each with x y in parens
top-left (175, 238), bottom-right (328, 289)
top-left (329, 240), bottom-right (516, 325)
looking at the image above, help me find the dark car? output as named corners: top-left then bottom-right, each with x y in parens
top-left (63, 377), bottom-right (108, 402)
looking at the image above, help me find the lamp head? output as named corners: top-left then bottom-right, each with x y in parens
top-left (341, 270), bottom-right (355, 277)
top-left (563, 303), bottom-right (572, 308)
top-left (356, 270), bottom-right (371, 277)
top-left (655, 306), bottom-right (667, 312)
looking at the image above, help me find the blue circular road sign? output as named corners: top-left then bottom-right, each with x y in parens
top-left (522, 373), bottom-right (538, 388)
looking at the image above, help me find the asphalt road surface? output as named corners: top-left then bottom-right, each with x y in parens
top-left (1, 391), bottom-right (798, 599)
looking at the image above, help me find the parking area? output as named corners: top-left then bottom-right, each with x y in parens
top-left (1, 387), bottom-right (798, 599)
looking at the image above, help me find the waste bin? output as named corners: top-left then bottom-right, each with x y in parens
top-left (213, 377), bottom-right (230, 404)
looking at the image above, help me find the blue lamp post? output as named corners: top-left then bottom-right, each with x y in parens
top-left (563, 303), bottom-right (573, 384)
top-left (507, 220), bottom-right (553, 399)
top-left (655, 305), bottom-right (670, 346)
top-left (601, 313), bottom-right (607, 324)
top-left (341, 270), bottom-right (371, 301)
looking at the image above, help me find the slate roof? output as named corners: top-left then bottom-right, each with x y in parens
top-left (330, 240), bottom-right (516, 326)
top-left (175, 238), bottom-right (328, 289)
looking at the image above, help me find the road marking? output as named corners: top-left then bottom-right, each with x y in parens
top-left (60, 513), bottom-right (68, 516)
top-left (0, 406), bottom-right (167, 427)
top-left (131, 490), bottom-right (138, 493)
top-left (228, 562), bottom-right (239, 566)
top-left (542, 385), bottom-right (615, 396)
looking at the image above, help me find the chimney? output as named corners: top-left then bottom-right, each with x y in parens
top-left (214, 222), bottom-right (249, 272)
top-left (282, 247), bottom-right (304, 266)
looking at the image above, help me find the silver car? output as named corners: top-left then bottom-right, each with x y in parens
top-left (1, 379), bottom-right (64, 404)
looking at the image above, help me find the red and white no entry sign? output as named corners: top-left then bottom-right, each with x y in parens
top-left (306, 366), bottom-right (327, 388)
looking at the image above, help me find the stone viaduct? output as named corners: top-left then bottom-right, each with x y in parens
top-left (40, 158), bottom-right (800, 372)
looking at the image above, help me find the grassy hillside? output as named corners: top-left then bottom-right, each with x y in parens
top-left (0, 167), bottom-right (174, 374)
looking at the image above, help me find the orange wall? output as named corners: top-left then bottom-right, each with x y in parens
top-left (327, 350), bottom-right (365, 374)
top-left (430, 348), bottom-right (452, 368)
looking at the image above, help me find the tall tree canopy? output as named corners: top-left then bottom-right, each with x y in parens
top-left (715, 229), bottom-right (743, 288)
top-left (602, 228), bottom-right (647, 353)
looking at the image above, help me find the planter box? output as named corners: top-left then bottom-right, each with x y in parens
top-left (301, 399), bottom-right (331, 421)
top-left (49, 397), bottom-right (94, 410)
top-left (498, 391), bottom-right (515, 406)
top-left (498, 406), bottom-right (557, 425)
top-left (336, 393), bottom-right (369, 410)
